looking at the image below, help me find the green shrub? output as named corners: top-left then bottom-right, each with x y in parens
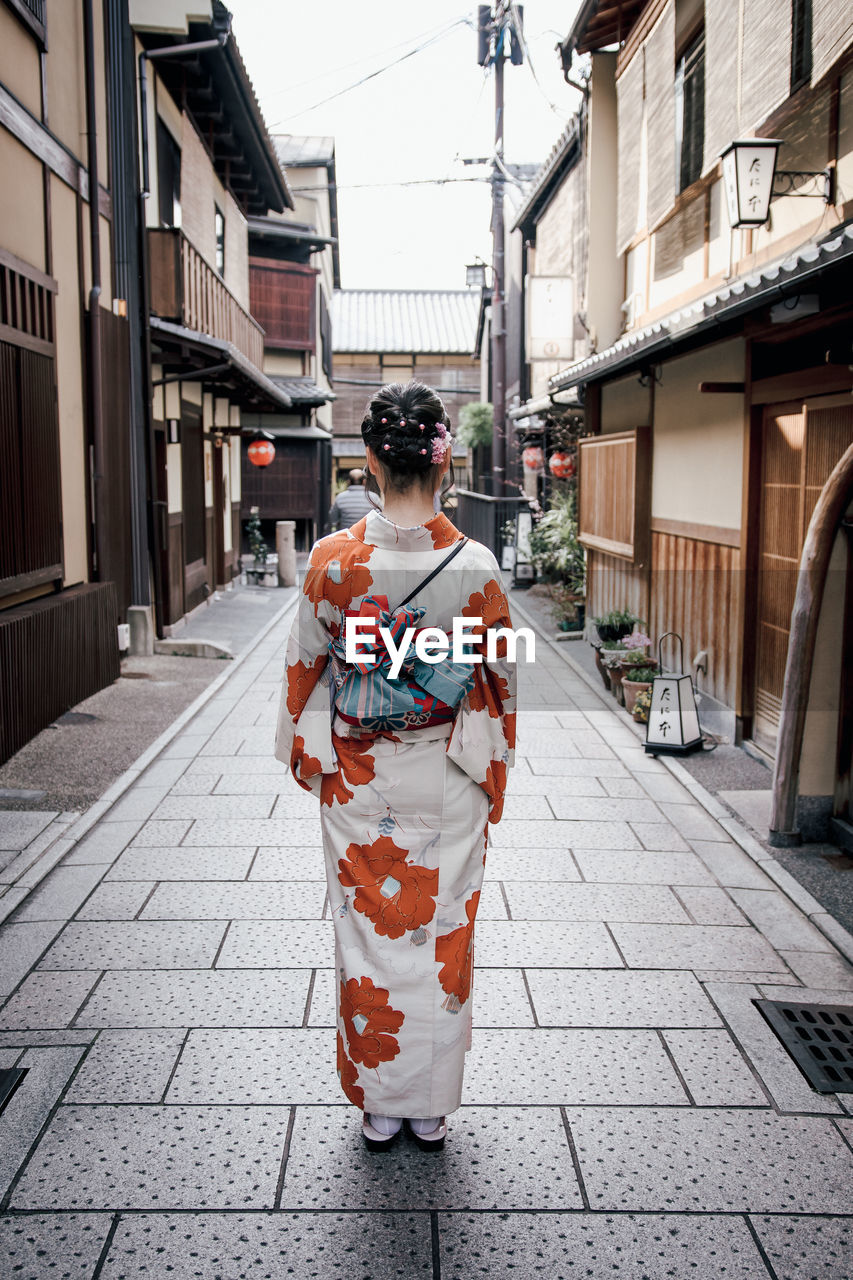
top-left (528, 485), bottom-right (585, 594)
top-left (456, 402), bottom-right (494, 448)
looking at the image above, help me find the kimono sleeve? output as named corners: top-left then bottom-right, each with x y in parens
top-left (274, 559), bottom-right (338, 791)
top-left (446, 556), bottom-right (517, 824)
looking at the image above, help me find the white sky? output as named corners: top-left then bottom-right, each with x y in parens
top-left (231, 1), bottom-right (583, 289)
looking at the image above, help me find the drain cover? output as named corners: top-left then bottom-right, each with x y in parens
top-left (0, 1067), bottom-right (27, 1114)
top-left (55, 711), bottom-right (97, 725)
top-left (754, 999), bottom-right (853, 1092)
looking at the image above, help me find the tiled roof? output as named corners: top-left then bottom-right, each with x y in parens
top-left (273, 136), bottom-right (336, 167)
top-left (267, 376), bottom-right (335, 406)
top-left (550, 223), bottom-right (853, 389)
top-left (332, 290), bottom-right (481, 354)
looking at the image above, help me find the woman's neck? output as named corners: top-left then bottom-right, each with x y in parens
top-left (379, 487), bottom-right (436, 528)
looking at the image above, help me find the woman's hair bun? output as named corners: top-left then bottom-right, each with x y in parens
top-left (361, 380), bottom-right (451, 477)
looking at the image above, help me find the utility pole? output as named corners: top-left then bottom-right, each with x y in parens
top-left (477, 4), bottom-right (522, 496)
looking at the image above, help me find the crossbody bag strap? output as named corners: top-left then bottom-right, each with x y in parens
top-left (392, 536), bottom-right (469, 612)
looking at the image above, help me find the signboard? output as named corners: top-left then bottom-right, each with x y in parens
top-left (526, 275), bottom-right (574, 361)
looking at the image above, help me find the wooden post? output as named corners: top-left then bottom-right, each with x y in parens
top-left (769, 442), bottom-right (853, 845)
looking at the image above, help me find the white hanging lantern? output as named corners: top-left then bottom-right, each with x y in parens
top-left (720, 139), bottom-right (781, 228)
top-left (645, 632), bottom-right (703, 755)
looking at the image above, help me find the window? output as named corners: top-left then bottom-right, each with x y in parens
top-left (157, 120), bottom-right (182, 229)
top-left (674, 27), bottom-right (705, 192)
top-left (214, 206), bottom-right (225, 276)
top-left (791, 0), bottom-right (812, 92)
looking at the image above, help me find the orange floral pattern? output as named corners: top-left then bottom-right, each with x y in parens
top-left (320, 734), bottom-right (377, 807)
top-left (429, 515), bottom-right (464, 549)
top-left (436, 891), bottom-right (480, 1004)
top-left (336, 1031), bottom-right (364, 1108)
top-left (286, 654), bottom-right (327, 718)
top-left (340, 975), bottom-right (404, 1069)
top-left (291, 735), bottom-right (322, 792)
top-left (462, 578), bottom-right (510, 631)
top-left (338, 834), bottom-right (439, 938)
top-left (303, 532), bottom-right (375, 616)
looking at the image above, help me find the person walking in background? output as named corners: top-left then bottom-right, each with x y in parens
top-left (276, 381), bottom-right (516, 1153)
top-left (328, 468), bottom-right (376, 530)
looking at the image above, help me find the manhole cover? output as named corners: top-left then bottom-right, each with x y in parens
top-left (754, 999), bottom-right (853, 1092)
top-left (120, 672), bottom-right (150, 680)
top-left (0, 1067), bottom-right (27, 1114)
top-left (55, 711), bottom-right (98, 725)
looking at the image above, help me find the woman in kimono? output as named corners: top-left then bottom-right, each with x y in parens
top-left (275, 381), bottom-right (516, 1151)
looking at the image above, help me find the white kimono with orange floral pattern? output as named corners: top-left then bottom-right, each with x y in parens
top-left (275, 510), bottom-right (516, 1117)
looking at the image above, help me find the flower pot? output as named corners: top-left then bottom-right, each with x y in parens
top-left (608, 663), bottom-right (627, 704)
top-left (622, 678), bottom-right (652, 715)
top-left (596, 623), bottom-right (632, 643)
top-left (592, 647), bottom-right (611, 690)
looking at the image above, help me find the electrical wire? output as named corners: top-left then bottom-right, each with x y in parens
top-left (267, 16), bottom-right (471, 126)
top-left (507, 0), bottom-right (569, 117)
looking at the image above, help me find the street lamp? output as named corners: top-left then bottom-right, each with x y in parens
top-left (466, 260), bottom-right (488, 289)
top-left (720, 138), bottom-right (834, 228)
top-left (720, 139), bottom-right (782, 228)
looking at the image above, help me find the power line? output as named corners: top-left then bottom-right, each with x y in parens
top-left (507, 1), bottom-right (566, 117)
top-left (268, 17), bottom-right (471, 126)
top-left (288, 177), bottom-right (490, 192)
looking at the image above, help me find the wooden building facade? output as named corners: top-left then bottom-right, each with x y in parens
top-left (549, 0), bottom-right (853, 844)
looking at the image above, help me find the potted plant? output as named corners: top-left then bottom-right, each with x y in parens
top-left (632, 686), bottom-right (652, 723)
top-left (592, 609), bottom-right (643, 643)
top-left (622, 665), bottom-right (656, 715)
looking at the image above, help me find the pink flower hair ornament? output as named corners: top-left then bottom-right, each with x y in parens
top-left (430, 436), bottom-right (449, 464)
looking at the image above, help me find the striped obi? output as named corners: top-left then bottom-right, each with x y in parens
top-left (328, 595), bottom-right (477, 732)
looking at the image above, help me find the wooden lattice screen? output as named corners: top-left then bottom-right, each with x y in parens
top-left (578, 427), bottom-right (651, 566)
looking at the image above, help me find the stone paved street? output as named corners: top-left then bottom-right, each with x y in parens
top-left (0, 597), bottom-right (852, 1278)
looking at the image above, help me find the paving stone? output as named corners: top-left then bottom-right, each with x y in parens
top-left (728, 888), bottom-right (836, 952)
top-left (152, 795), bottom-right (277, 820)
top-left (0, 1212), bottom-right (112, 1279)
top-left (611, 923), bottom-right (787, 971)
top-left (499, 795), bottom-right (561, 820)
top-left (482, 847), bottom-right (582, 883)
top-left (76, 969), bottom-right (309, 1028)
top-left (438, 1212), bottom-right (769, 1279)
top-left (703, 982), bottom-right (843, 1115)
top-left (217, 920), bottom-right (334, 968)
top-left (601, 775), bottom-right (647, 798)
top-left (104, 786), bottom-right (171, 823)
top-left (633, 772), bottom-right (696, 803)
top-left (179, 818), bottom-right (322, 847)
top-left (167, 770), bottom-right (220, 795)
top-left (0, 811), bottom-right (58, 851)
top-left (0, 922), bottom-right (63, 1000)
top-left (503, 773), bottom-right (607, 797)
top-left (463, 1029), bottom-right (687, 1105)
top-left (778, 950), bottom-right (853, 989)
top-left (0, 972), bottom-right (99, 1029)
top-left (689, 841), bottom-right (776, 889)
top-left (477, 880), bottom-right (509, 918)
top-left (248, 846), bottom-right (326, 880)
top-left (99, 1211), bottom-right (432, 1278)
top-left (572, 847), bottom-right (716, 885)
top-left (662, 1029), bottom-right (767, 1105)
top-left (547, 795), bottom-right (663, 823)
top-left (61, 821), bottom-right (144, 865)
top-left (308, 966), bottom-right (535, 1028)
top-left (475, 921), bottom-right (622, 968)
top-left (565, 1107), bottom-right (853, 1212)
top-left (184, 754), bottom-right (283, 776)
top-left (75, 881), bottom-right (155, 920)
top-left (503, 881), bottom-right (689, 923)
top-left (12, 1104), bottom-right (291, 1209)
top-left (140, 881), bottom-right (325, 919)
top-left (65, 1029), bottom-right (186, 1103)
top-left (270, 792), bottom-right (333, 819)
top-left (0, 1046), bottom-right (86, 1197)
top-left (130, 819), bottom-right (193, 847)
top-left (525, 757), bottom-right (630, 778)
top-left (750, 1214), bottom-right (852, 1280)
top-left (694, 970), bottom-right (801, 984)
top-left (139, 758), bottom-right (192, 787)
top-left (657, 801), bottom-right (729, 841)
top-left (211, 771), bottom-right (315, 796)
top-left (490, 819), bottom-right (641, 850)
top-left (281, 1106), bottom-right (582, 1210)
top-left (37, 920), bottom-right (226, 970)
top-left (0, 1030), bottom-right (98, 1047)
top-left (526, 969), bottom-right (721, 1028)
top-left (675, 885), bottom-right (750, 925)
top-left (166, 1028), bottom-right (338, 1103)
top-left (629, 821), bottom-right (691, 851)
top-left (11, 865), bottom-right (110, 923)
top-left (106, 846), bottom-right (256, 882)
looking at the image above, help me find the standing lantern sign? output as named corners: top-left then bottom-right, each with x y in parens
top-left (645, 632), bottom-right (703, 755)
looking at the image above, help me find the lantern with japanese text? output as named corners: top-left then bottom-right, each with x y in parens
top-left (720, 139), bottom-right (781, 228)
top-left (645, 632), bottom-right (703, 755)
top-left (522, 445), bottom-right (544, 471)
top-left (548, 450), bottom-right (575, 479)
top-left (248, 439), bottom-right (275, 468)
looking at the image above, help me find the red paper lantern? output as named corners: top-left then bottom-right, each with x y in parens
top-left (548, 450), bottom-right (575, 479)
top-left (248, 439), bottom-right (275, 468)
top-left (522, 445), bottom-right (544, 471)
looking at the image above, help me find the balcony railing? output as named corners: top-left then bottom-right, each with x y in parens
top-left (148, 228), bottom-right (265, 371)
